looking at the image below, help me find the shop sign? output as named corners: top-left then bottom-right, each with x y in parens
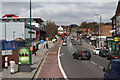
top-left (114, 37), bottom-right (119, 42)
top-left (2, 50), bottom-right (12, 56)
top-left (106, 37), bottom-right (114, 41)
top-left (18, 47), bottom-right (30, 64)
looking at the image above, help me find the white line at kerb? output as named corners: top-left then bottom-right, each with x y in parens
top-left (91, 61), bottom-right (97, 65)
top-left (58, 45), bottom-right (68, 80)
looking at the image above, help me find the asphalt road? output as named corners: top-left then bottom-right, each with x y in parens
top-left (59, 38), bottom-right (110, 78)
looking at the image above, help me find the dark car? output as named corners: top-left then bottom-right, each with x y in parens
top-left (99, 49), bottom-right (109, 58)
top-left (106, 53), bottom-right (120, 60)
top-left (78, 41), bottom-right (82, 45)
top-left (73, 50), bottom-right (91, 60)
top-left (103, 59), bottom-right (120, 80)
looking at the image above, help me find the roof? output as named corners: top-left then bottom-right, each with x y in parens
top-left (0, 17), bottom-right (44, 22)
top-left (111, 1), bottom-right (120, 20)
top-left (2, 14), bottom-right (16, 18)
top-left (58, 26), bottom-right (63, 30)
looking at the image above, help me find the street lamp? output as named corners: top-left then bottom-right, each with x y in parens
top-left (95, 13), bottom-right (102, 48)
top-left (30, 0), bottom-right (32, 64)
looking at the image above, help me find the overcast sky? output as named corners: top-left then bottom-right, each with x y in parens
top-left (1, 0), bottom-right (119, 25)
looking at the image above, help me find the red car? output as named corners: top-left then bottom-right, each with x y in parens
top-left (106, 53), bottom-right (120, 60)
top-left (72, 42), bottom-right (76, 45)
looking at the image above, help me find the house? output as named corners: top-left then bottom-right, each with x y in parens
top-left (109, 1), bottom-right (120, 53)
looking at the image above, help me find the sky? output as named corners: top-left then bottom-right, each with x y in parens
top-left (1, 0), bottom-right (119, 26)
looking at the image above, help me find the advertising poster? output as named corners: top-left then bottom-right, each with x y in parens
top-left (18, 48), bottom-right (30, 64)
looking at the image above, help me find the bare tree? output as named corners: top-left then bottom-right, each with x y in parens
top-left (45, 21), bottom-right (58, 40)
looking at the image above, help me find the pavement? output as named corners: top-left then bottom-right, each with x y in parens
top-left (1, 41), bottom-right (55, 79)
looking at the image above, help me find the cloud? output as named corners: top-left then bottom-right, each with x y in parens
top-left (2, 2), bottom-right (118, 25)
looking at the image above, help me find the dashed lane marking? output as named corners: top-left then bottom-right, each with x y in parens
top-left (99, 66), bottom-right (104, 69)
top-left (59, 53), bottom-right (64, 56)
top-left (91, 61), bottom-right (97, 65)
top-left (90, 61), bottom-right (104, 70)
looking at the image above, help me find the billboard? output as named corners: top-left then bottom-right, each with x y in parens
top-left (18, 47), bottom-right (30, 64)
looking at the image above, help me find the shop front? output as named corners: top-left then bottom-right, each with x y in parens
top-left (106, 37), bottom-right (119, 54)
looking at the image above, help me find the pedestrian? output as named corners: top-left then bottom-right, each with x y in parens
top-left (43, 41), bottom-right (46, 48)
top-left (10, 59), bottom-right (15, 74)
top-left (45, 41), bottom-right (49, 49)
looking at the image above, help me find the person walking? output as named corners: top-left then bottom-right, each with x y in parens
top-left (10, 59), bottom-right (15, 74)
top-left (45, 41), bottom-right (49, 49)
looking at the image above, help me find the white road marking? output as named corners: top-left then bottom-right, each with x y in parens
top-left (91, 61), bottom-right (97, 65)
top-left (58, 46), bottom-right (68, 80)
top-left (59, 53), bottom-right (64, 56)
top-left (99, 66), bottom-right (104, 69)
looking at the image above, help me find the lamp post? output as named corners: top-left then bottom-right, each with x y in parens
top-left (95, 13), bottom-right (102, 48)
top-left (30, 0), bottom-right (32, 64)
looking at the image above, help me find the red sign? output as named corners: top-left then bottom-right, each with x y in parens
top-left (61, 33), bottom-right (65, 38)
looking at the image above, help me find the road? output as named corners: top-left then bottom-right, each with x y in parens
top-left (60, 38), bottom-right (110, 78)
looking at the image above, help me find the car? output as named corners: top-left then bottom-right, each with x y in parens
top-left (62, 41), bottom-right (67, 46)
top-left (63, 39), bottom-right (67, 42)
top-left (103, 59), bottom-right (120, 79)
top-left (52, 39), bottom-right (57, 43)
top-left (92, 48), bottom-right (101, 55)
top-left (72, 42), bottom-right (76, 45)
top-left (106, 53), bottom-right (120, 60)
top-left (99, 49), bottom-right (109, 58)
top-left (73, 50), bottom-right (91, 60)
top-left (78, 41), bottom-right (82, 45)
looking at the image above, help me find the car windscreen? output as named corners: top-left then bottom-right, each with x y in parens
top-left (83, 51), bottom-right (89, 54)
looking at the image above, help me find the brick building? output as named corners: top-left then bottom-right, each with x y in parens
top-left (90, 25), bottom-right (112, 48)
top-left (108, 1), bottom-right (120, 53)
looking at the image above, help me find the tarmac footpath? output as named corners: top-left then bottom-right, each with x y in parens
top-left (35, 40), bottom-right (64, 79)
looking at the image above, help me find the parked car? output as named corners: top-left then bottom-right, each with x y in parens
top-left (103, 59), bottom-right (120, 79)
top-left (78, 41), bottom-right (82, 45)
top-left (62, 41), bottom-right (67, 46)
top-left (92, 48), bottom-right (101, 55)
top-left (73, 50), bottom-right (91, 60)
top-left (106, 53), bottom-right (120, 60)
top-left (99, 49), bottom-right (109, 58)
top-left (72, 42), bottom-right (76, 45)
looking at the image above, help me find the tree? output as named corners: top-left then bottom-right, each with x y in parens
top-left (45, 21), bottom-right (58, 40)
